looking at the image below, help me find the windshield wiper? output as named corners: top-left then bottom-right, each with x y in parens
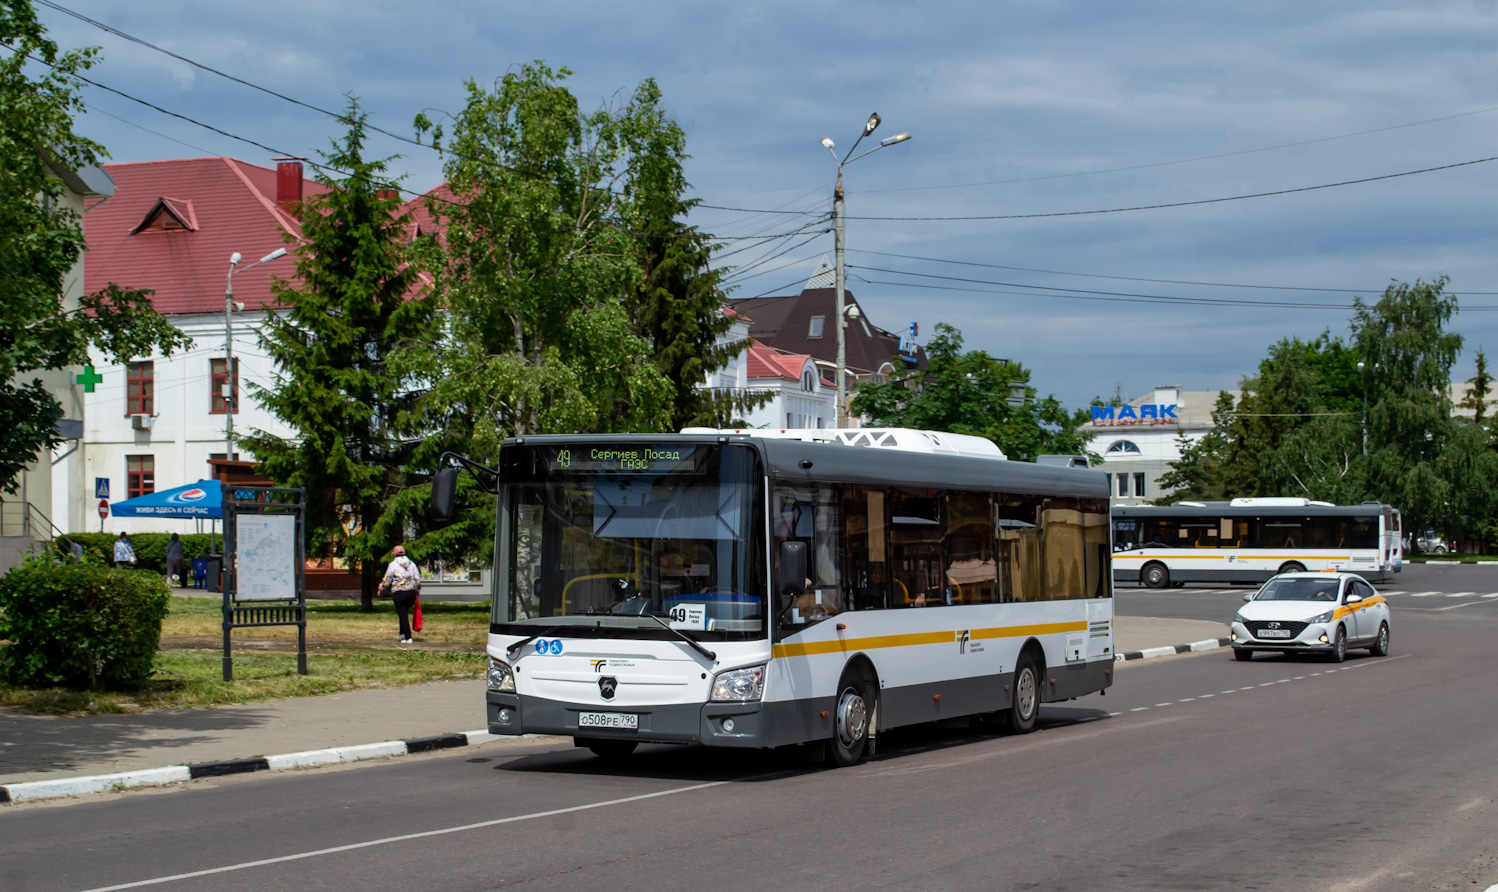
top-left (643, 613), bottom-right (717, 663)
top-left (506, 625), bottom-right (567, 660)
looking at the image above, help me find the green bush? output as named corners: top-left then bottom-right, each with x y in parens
top-left (0, 555), bottom-right (170, 691)
top-left (59, 532), bottom-right (220, 574)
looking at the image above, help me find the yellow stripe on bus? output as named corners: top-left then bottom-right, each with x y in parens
top-left (1113, 554), bottom-right (1354, 561)
top-left (771, 621), bottom-right (1088, 659)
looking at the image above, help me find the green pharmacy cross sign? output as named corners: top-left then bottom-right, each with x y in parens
top-left (76, 364), bottom-right (103, 393)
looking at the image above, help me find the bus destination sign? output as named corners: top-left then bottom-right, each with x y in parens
top-left (547, 445), bottom-right (696, 473)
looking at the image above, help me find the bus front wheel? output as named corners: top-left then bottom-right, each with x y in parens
top-left (827, 675), bottom-right (871, 767)
top-left (1278, 561), bottom-right (1306, 575)
top-left (1004, 655), bottom-right (1041, 734)
top-left (1142, 562), bottom-right (1170, 589)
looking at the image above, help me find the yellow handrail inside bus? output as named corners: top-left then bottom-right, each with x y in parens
top-left (561, 572), bottom-right (640, 614)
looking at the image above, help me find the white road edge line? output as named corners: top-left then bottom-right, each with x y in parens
top-left (74, 780), bottom-right (736, 891)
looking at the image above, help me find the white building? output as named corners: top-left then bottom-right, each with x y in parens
top-left (1091, 386), bottom-right (1238, 506)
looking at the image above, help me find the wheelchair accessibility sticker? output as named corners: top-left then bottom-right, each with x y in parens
top-left (534, 639), bottom-right (564, 655)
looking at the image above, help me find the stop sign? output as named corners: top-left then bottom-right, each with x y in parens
top-left (98, 499), bottom-right (109, 519)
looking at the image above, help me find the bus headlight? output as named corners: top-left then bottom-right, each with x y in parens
top-left (711, 665), bottom-right (765, 702)
top-left (487, 658), bottom-right (515, 692)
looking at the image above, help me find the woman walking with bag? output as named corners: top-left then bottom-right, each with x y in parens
top-left (382, 545), bottom-right (422, 644)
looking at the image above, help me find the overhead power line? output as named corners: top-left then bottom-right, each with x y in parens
top-left (852, 266), bottom-right (1498, 311)
top-left (850, 249), bottom-right (1498, 297)
top-left (700, 152), bottom-right (1498, 222)
top-left (861, 104), bottom-right (1498, 195)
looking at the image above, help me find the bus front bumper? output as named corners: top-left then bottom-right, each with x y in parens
top-left (487, 690), bottom-right (768, 747)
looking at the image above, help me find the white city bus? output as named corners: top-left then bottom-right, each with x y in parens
top-left (436, 429), bottom-right (1114, 765)
top-left (1111, 498), bottom-right (1402, 588)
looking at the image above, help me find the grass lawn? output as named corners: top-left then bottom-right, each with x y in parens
top-left (0, 595), bottom-right (492, 716)
top-left (1408, 554), bottom-right (1498, 562)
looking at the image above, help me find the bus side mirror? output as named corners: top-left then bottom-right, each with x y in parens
top-left (430, 467), bottom-right (460, 522)
top-left (777, 540), bottom-right (808, 609)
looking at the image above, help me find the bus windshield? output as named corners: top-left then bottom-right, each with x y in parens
top-left (498, 443), bottom-right (765, 642)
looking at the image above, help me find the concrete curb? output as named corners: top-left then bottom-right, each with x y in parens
top-left (0, 729), bottom-right (500, 804)
top-left (1115, 637), bottom-right (1231, 662)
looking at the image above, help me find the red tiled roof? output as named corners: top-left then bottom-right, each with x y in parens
top-left (745, 341), bottom-right (816, 381)
top-left (399, 181), bottom-right (460, 241)
top-left (84, 158), bottom-right (328, 314)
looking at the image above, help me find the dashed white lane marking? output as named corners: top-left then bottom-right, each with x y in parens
top-left (1483, 593), bottom-right (1498, 599)
top-left (1106, 654), bottom-right (1412, 724)
top-left (1445, 591), bottom-right (1477, 598)
top-left (73, 778), bottom-right (740, 891)
top-left (1108, 712), bottom-right (1123, 717)
top-left (1409, 591), bottom-right (1441, 597)
top-left (1381, 590), bottom-right (1406, 595)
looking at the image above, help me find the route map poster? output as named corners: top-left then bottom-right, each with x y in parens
top-left (235, 514), bottom-right (297, 600)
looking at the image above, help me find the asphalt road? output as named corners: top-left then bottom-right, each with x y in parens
top-left (5, 576), bottom-right (1497, 892)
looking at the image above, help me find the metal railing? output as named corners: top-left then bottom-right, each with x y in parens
top-left (0, 500), bottom-right (65, 542)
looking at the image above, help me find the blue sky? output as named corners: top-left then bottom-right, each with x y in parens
top-left (37, 0), bottom-right (1498, 409)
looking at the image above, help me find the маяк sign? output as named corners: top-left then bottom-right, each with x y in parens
top-left (1091, 404), bottom-right (1178, 426)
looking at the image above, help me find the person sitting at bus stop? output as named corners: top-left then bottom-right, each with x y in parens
top-left (381, 545), bottom-right (422, 644)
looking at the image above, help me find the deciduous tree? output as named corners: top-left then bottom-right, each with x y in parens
top-left (0, 2), bottom-right (188, 491)
top-left (850, 323), bottom-right (1092, 462)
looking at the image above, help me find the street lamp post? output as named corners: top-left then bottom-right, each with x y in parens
top-left (224, 248), bottom-right (288, 460)
top-left (822, 114), bottom-right (910, 428)
top-left (1358, 360), bottom-right (1368, 456)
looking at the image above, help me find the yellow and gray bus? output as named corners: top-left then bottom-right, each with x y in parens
top-left (435, 428), bottom-right (1114, 766)
top-left (1111, 498), bottom-right (1402, 588)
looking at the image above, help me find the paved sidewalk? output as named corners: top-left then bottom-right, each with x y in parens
top-left (0, 616), bottom-right (1227, 787)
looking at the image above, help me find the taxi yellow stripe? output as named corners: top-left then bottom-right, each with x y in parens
top-left (771, 621), bottom-right (1088, 659)
top-left (1332, 595), bottom-right (1385, 621)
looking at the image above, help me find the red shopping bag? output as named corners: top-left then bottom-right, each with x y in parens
top-left (413, 596), bottom-right (423, 632)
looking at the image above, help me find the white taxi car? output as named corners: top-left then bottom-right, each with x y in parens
top-left (1230, 572), bottom-right (1391, 662)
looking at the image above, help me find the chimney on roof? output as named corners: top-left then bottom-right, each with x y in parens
top-left (274, 157), bottom-right (304, 217)
top-left (376, 187), bottom-right (400, 203)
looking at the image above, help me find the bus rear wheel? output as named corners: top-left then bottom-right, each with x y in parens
top-left (827, 675), bottom-right (871, 767)
top-left (1004, 655), bottom-right (1041, 734)
top-left (579, 737), bottom-right (638, 760)
top-left (1142, 562), bottom-right (1170, 589)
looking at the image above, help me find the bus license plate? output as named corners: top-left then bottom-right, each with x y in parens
top-left (579, 712), bottom-right (638, 730)
top-left (1258, 629), bottom-right (1292, 638)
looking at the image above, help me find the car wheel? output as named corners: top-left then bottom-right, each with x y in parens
top-left (1233, 648), bottom-right (1253, 662)
top-left (1004, 654), bottom-right (1042, 734)
top-left (1142, 562), bottom-right (1170, 589)
top-left (1369, 622), bottom-right (1390, 657)
top-left (580, 737), bottom-right (638, 760)
top-left (1328, 626), bottom-right (1347, 663)
top-left (1278, 561), bottom-right (1306, 575)
top-left (826, 674), bottom-right (871, 766)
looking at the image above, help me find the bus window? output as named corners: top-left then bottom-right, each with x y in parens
top-left (891, 487), bottom-right (944, 607)
top-left (843, 486), bottom-right (889, 611)
top-left (1082, 498), bottom-right (1111, 598)
top-left (997, 495), bottom-right (1042, 602)
top-left (945, 491), bottom-right (996, 604)
top-left (1041, 497), bottom-right (1086, 600)
top-left (775, 483), bottom-right (844, 630)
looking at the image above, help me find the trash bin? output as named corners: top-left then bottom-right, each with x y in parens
top-left (204, 554), bottom-right (223, 592)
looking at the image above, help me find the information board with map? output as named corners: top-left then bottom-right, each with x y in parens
top-left (235, 514), bottom-right (297, 600)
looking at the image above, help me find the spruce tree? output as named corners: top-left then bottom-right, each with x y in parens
top-left (242, 100), bottom-right (430, 611)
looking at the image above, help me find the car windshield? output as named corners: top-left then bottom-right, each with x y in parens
top-left (495, 442), bottom-right (765, 642)
top-left (1255, 577), bottom-right (1340, 602)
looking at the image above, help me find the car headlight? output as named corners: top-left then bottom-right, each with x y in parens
top-left (487, 658), bottom-right (515, 692)
top-left (1308, 610), bottom-right (1334, 624)
top-left (710, 665), bottom-right (765, 702)
top-left (1233, 613), bottom-right (1248, 625)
